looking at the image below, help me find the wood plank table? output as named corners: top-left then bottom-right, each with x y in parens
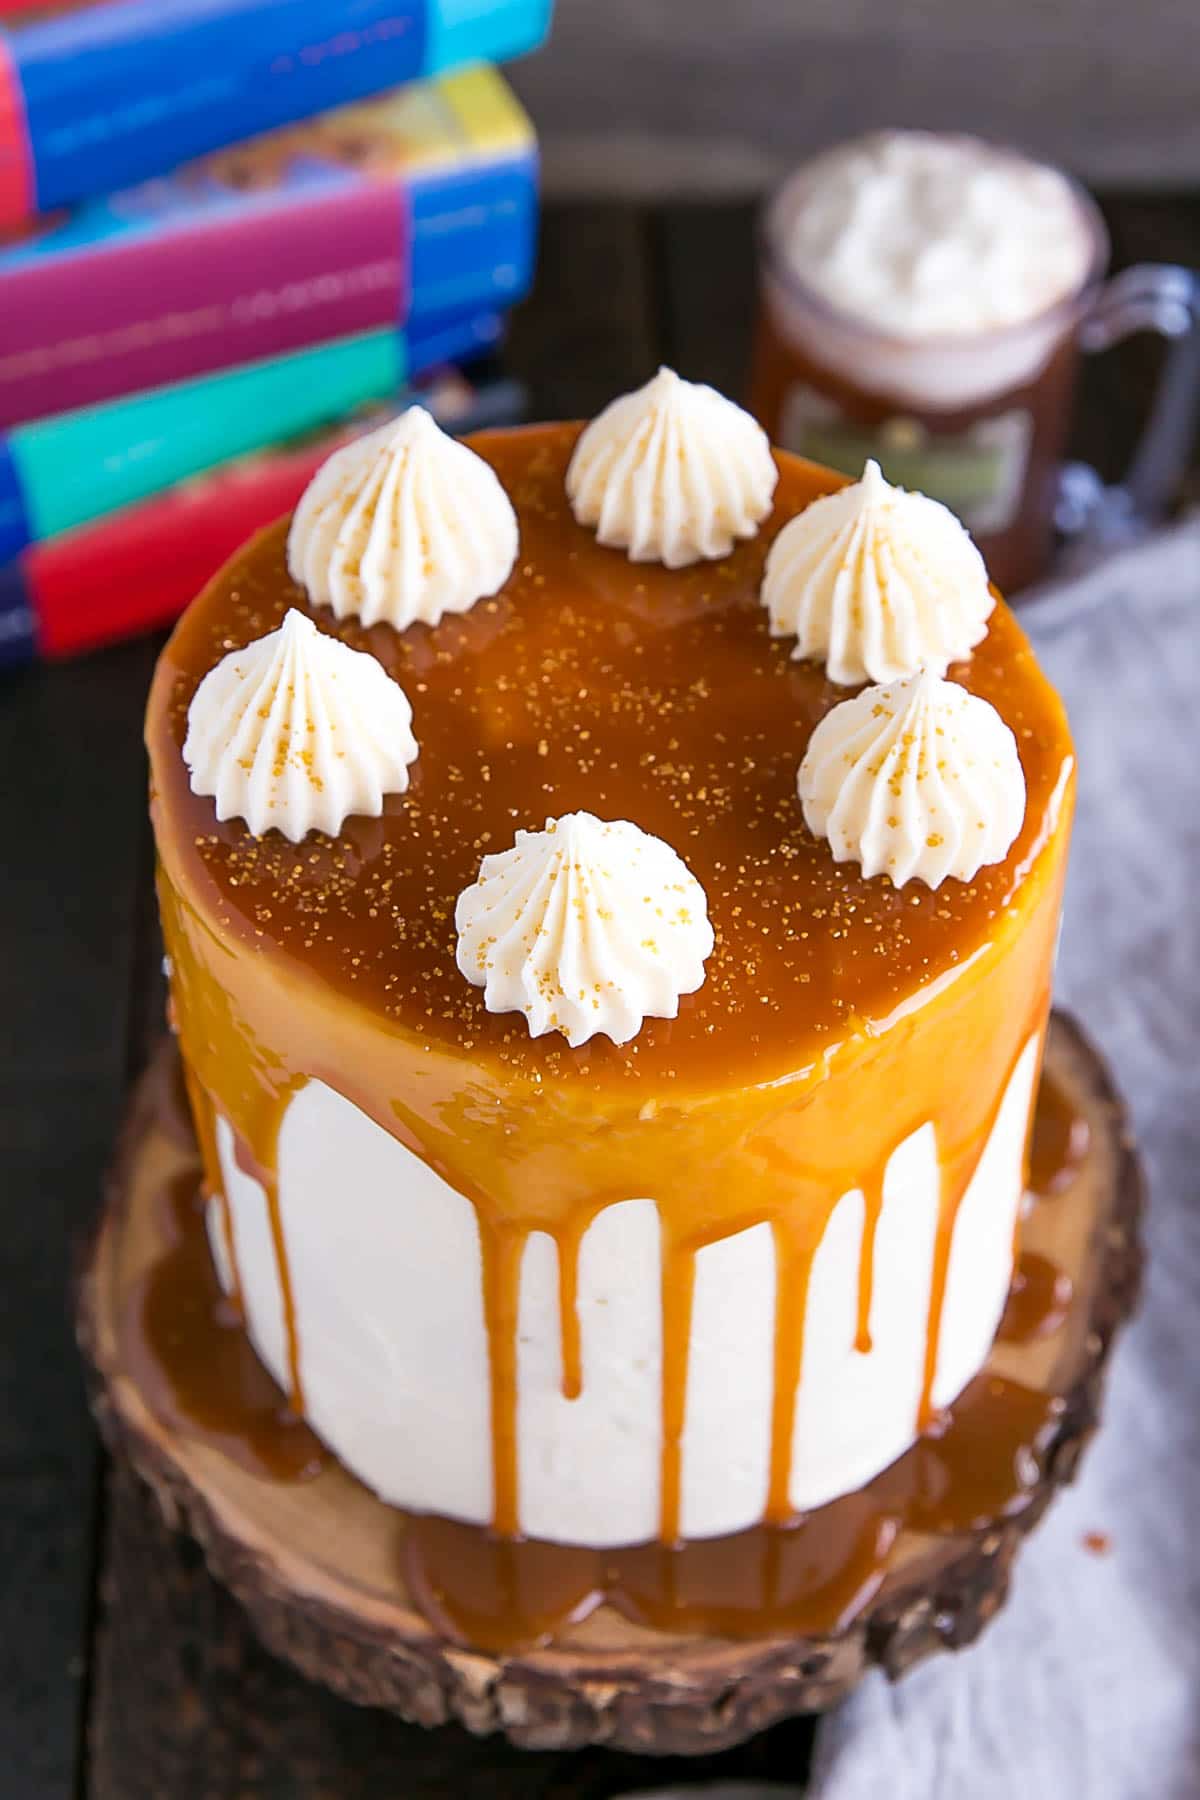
top-left (1, 195), bottom-right (1193, 1799)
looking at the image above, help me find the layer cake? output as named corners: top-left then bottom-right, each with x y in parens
top-left (142, 374), bottom-right (1075, 1573)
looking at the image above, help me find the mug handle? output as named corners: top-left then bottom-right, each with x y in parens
top-left (1055, 264), bottom-right (1200, 548)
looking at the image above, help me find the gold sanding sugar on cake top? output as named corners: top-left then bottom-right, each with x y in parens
top-left (147, 426), bottom-right (1072, 1093)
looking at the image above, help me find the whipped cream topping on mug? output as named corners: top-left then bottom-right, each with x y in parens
top-left (183, 609), bottom-right (418, 842)
top-left (775, 131), bottom-right (1094, 340)
top-left (455, 811), bottom-right (714, 1046)
top-left (798, 668), bottom-right (1027, 889)
top-left (566, 366), bottom-right (777, 567)
top-left (287, 407), bottom-right (519, 632)
top-left (762, 459), bottom-right (995, 685)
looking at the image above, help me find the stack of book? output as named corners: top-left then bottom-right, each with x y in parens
top-left (0, 0), bottom-right (549, 665)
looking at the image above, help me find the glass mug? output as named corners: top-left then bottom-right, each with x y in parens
top-left (750, 160), bottom-right (1200, 595)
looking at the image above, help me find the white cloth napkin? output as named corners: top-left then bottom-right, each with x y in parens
top-left (810, 520), bottom-right (1200, 1800)
top-left (621, 523), bottom-right (1200, 1800)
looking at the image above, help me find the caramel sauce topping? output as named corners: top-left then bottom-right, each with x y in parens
top-left (145, 426), bottom-right (1075, 1545)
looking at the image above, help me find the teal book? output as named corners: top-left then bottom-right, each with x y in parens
top-left (0, 310), bottom-right (504, 562)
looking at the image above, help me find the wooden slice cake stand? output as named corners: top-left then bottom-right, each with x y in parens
top-left (77, 1013), bottom-right (1143, 1756)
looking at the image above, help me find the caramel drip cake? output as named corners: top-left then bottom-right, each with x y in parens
top-left (142, 373), bottom-right (1075, 1627)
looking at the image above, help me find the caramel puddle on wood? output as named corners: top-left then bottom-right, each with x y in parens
top-left (1029, 1069), bottom-right (1092, 1196)
top-left (122, 1151), bottom-right (326, 1485)
top-left (999, 1250), bottom-right (1075, 1345)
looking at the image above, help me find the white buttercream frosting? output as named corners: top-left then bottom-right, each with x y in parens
top-left (762, 460), bottom-right (995, 686)
top-left (183, 608), bottom-right (418, 842)
top-left (286, 407), bottom-right (519, 631)
top-left (454, 811), bottom-right (714, 1047)
top-left (798, 669), bottom-right (1026, 888)
top-left (565, 367), bottom-right (777, 568)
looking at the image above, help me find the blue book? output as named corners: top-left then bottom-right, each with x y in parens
top-left (0, 0), bottom-right (552, 222)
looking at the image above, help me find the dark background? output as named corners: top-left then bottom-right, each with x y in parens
top-left (513, 0), bottom-right (1200, 195)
